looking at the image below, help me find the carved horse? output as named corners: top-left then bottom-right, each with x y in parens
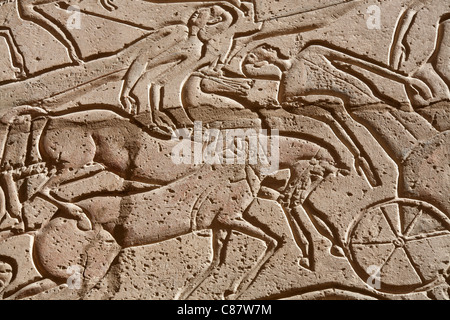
top-left (0, 105), bottom-right (337, 299)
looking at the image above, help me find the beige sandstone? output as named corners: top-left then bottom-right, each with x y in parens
top-left (0, 0), bottom-right (449, 300)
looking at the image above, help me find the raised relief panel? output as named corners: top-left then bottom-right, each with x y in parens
top-left (0, 0), bottom-right (449, 301)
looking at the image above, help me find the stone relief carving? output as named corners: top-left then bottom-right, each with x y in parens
top-left (0, 0), bottom-right (448, 300)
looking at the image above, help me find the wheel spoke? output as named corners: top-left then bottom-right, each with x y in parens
top-left (379, 246), bottom-right (397, 271)
top-left (379, 247), bottom-right (423, 287)
top-left (403, 247), bottom-right (426, 284)
top-left (351, 208), bottom-right (398, 245)
top-left (351, 240), bottom-right (393, 245)
top-left (405, 230), bottom-right (450, 242)
top-left (350, 243), bottom-right (396, 274)
top-left (404, 209), bottom-right (423, 237)
top-left (381, 205), bottom-right (401, 237)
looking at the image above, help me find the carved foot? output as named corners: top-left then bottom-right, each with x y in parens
top-left (12, 65), bottom-right (27, 80)
top-left (120, 95), bottom-right (138, 114)
top-left (223, 289), bottom-right (239, 301)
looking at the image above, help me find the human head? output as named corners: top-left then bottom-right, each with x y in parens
top-left (188, 7), bottom-right (211, 35)
top-left (188, 5), bottom-right (234, 41)
top-left (245, 44), bottom-right (292, 71)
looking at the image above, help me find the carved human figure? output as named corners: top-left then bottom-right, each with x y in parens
top-left (180, 44), bottom-right (290, 121)
top-left (119, 0), bottom-right (363, 131)
top-left (120, 3), bottom-right (259, 131)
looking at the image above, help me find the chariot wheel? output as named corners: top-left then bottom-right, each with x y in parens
top-left (347, 199), bottom-right (450, 293)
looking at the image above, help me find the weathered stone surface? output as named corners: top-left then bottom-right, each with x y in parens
top-left (0, 0), bottom-right (449, 300)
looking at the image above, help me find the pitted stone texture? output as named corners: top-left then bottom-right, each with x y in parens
top-left (0, 0), bottom-right (449, 300)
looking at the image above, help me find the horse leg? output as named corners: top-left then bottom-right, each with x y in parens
top-left (0, 28), bottom-right (26, 77)
top-left (0, 172), bottom-right (23, 226)
top-left (175, 228), bottom-right (229, 300)
top-left (35, 164), bottom-right (105, 231)
top-left (17, 0), bottom-right (82, 64)
top-left (220, 217), bottom-right (279, 300)
top-left (278, 158), bottom-right (338, 268)
top-left (37, 120), bottom-right (105, 229)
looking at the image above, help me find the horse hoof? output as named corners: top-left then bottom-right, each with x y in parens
top-left (224, 290), bottom-right (238, 300)
top-left (299, 257), bottom-right (312, 270)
